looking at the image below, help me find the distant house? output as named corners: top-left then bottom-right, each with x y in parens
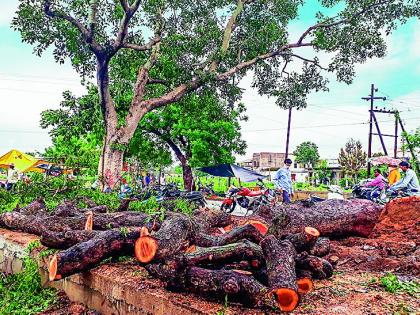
top-left (308, 158), bottom-right (344, 184)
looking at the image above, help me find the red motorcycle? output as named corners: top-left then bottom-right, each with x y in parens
top-left (220, 181), bottom-right (275, 215)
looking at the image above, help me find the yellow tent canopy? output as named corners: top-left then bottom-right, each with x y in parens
top-left (0, 149), bottom-right (49, 173)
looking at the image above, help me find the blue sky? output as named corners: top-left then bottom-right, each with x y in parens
top-left (0, 1), bottom-right (419, 160)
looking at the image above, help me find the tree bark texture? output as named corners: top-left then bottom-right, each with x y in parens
top-left (40, 230), bottom-right (101, 249)
top-left (145, 264), bottom-right (272, 308)
top-left (135, 213), bottom-right (196, 263)
top-left (309, 237), bottom-right (331, 257)
top-left (182, 240), bottom-right (264, 268)
top-left (192, 208), bottom-right (231, 232)
top-left (195, 224), bottom-right (263, 247)
top-left (296, 253), bottom-right (333, 280)
top-left (15, 198), bottom-right (47, 215)
top-left (0, 212), bottom-right (87, 235)
top-left (49, 229), bottom-right (140, 281)
top-left (268, 199), bottom-right (383, 238)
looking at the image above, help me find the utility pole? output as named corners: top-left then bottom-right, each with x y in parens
top-left (285, 107), bottom-right (292, 158)
top-left (361, 84), bottom-right (386, 177)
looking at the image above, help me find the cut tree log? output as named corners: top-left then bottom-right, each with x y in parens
top-left (48, 228), bottom-right (141, 281)
top-left (145, 264), bottom-right (273, 308)
top-left (192, 208), bottom-right (231, 232)
top-left (52, 200), bottom-right (79, 217)
top-left (88, 212), bottom-right (159, 230)
top-left (309, 237), bottom-right (331, 257)
top-left (116, 198), bottom-right (132, 212)
top-left (15, 198), bottom-right (47, 215)
top-left (268, 199), bottom-right (383, 238)
top-left (260, 236), bottom-right (299, 312)
top-left (135, 213), bottom-right (196, 263)
top-left (182, 240), bottom-right (264, 267)
top-left (40, 230), bottom-right (100, 249)
top-left (284, 227), bottom-right (320, 253)
top-left (296, 252), bottom-right (333, 280)
top-left (195, 224), bottom-right (264, 247)
top-left (0, 212), bottom-right (88, 235)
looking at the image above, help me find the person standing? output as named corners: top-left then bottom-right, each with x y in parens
top-left (273, 158), bottom-right (294, 203)
top-left (6, 164), bottom-right (19, 191)
top-left (387, 164), bottom-right (401, 186)
top-left (389, 161), bottom-right (420, 196)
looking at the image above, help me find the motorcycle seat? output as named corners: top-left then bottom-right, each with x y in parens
top-left (248, 190), bottom-right (263, 197)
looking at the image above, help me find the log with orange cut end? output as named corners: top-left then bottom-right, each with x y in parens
top-left (261, 235), bottom-right (299, 312)
top-left (296, 278), bottom-right (314, 295)
top-left (243, 219), bottom-right (269, 235)
top-left (134, 227), bottom-right (158, 263)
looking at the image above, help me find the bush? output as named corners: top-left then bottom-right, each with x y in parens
top-left (0, 243), bottom-right (58, 314)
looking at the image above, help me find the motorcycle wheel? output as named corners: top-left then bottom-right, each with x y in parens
top-left (220, 201), bottom-right (236, 214)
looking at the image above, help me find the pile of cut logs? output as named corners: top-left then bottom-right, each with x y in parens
top-left (0, 197), bottom-right (382, 312)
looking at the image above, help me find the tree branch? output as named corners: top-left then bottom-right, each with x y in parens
top-left (285, 54), bottom-right (328, 70)
top-left (122, 37), bottom-right (162, 51)
top-left (113, 0), bottom-right (143, 51)
top-left (210, 0), bottom-right (247, 72)
top-left (43, 0), bottom-right (103, 54)
top-left (296, 0), bottom-right (392, 45)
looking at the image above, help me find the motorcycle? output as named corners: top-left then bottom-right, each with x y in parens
top-left (220, 180), bottom-right (275, 215)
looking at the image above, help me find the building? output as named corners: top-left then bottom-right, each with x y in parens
top-left (251, 152), bottom-right (286, 170)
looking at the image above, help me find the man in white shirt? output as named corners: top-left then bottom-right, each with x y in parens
top-left (6, 164), bottom-right (19, 191)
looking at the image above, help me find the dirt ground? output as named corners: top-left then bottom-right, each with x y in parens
top-left (40, 196), bottom-right (419, 315)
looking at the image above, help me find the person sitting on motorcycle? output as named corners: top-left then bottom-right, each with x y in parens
top-left (363, 169), bottom-right (386, 200)
top-left (364, 169), bottom-right (386, 190)
top-left (388, 161), bottom-right (420, 196)
top-left (387, 164), bottom-right (401, 186)
top-left (273, 158), bottom-right (294, 203)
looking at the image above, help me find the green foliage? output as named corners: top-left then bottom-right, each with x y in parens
top-left (314, 159), bottom-right (332, 183)
top-left (13, 0), bottom-right (419, 183)
top-left (293, 141), bottom-right (320, 168)
top-left (338, 138), bottom-right (367, 180)
top-left (380, 273), bottom-right (419, 297)
top-left (0, 254), bottom-right (58, 314)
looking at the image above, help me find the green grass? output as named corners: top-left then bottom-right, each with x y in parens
top-left (0, 244), bottom-right (58, 315)
top-left (380, 273), bottom-right (419, 297)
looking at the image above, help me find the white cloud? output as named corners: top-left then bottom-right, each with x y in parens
top-left (0, 2), bottom-right (17, 26)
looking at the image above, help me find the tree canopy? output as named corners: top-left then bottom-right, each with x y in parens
top-left (14, 0), bottom-right (420, 186)
top-left (338, 138), bottom-right (367, 180)
top-left (293, 141), bottom-right (320, 167)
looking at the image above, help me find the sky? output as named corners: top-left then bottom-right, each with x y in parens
top-left (0, 1), bottom-right (419, 161)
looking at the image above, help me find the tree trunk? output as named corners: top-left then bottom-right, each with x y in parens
top-left (182, 162), bottom-right (194, 191)
top-left (260, 236), bottom-right (299, 312)
top-left (192, 208), bottom-right (231, 232)
top-left (100, 143), bottom-right (124, 190)
top-left (268, 199), bottom-right (383, 238)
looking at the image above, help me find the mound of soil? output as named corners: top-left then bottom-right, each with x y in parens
top-left (371, 195), bottom-right (420, 244)
top-left (327, 196), bottom-right (420, 276)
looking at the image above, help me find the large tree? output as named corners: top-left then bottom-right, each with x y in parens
top-left (41, 87), bottom-right (246, 190)
top-left (293, 141), bottom-right (320, 168)
top-left (13, 0), bottom-right (419, 187)
top-left (338, 138), bottom-right (367, 181)
top-left (133, 91), bottom-right (246, 191)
